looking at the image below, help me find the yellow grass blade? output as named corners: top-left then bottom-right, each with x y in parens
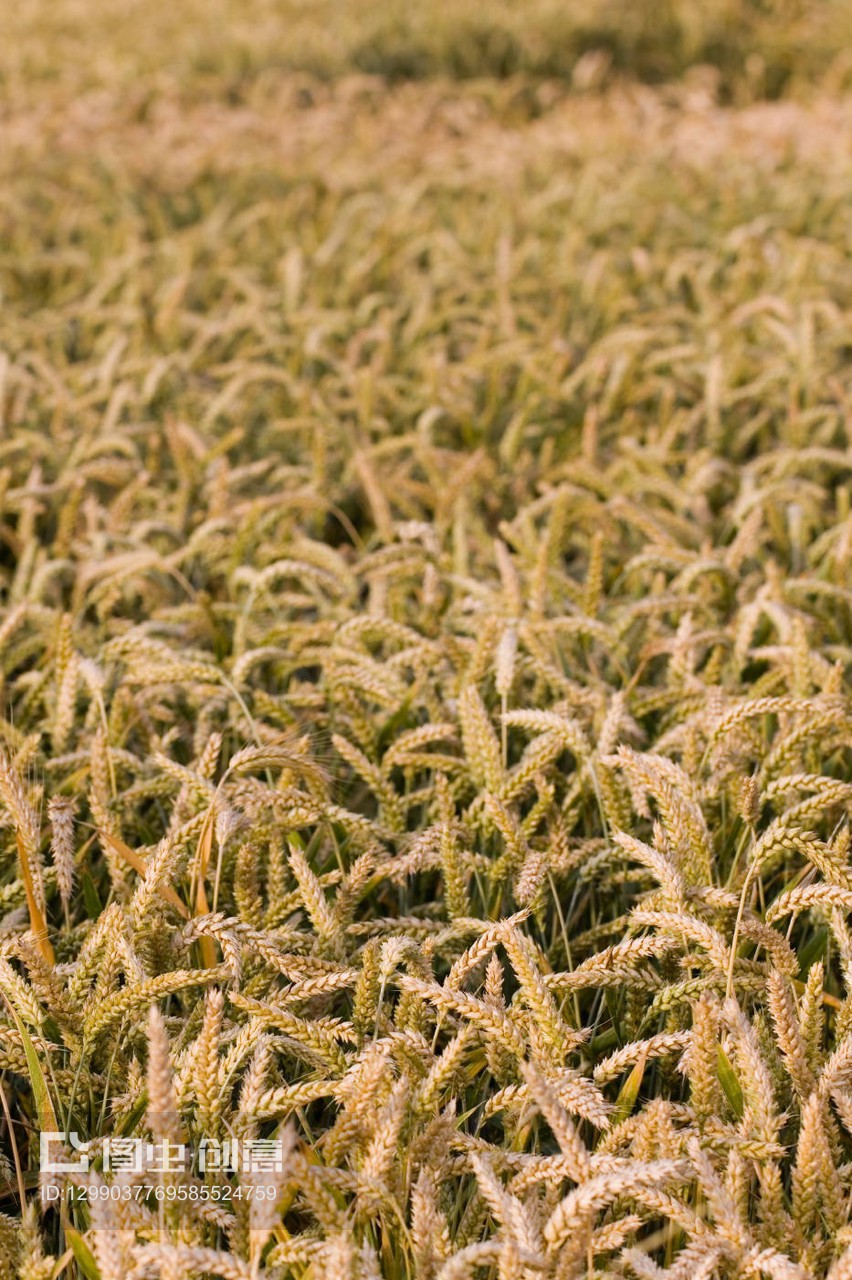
top-left (99, 829), bottom-right (190, 920)
top-left (17, 832), bottom-right (55, 966)
top-left (194, 811), bottom-right (218, 967)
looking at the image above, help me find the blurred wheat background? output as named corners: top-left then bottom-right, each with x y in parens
top-left (2, 2), bottom-right (852, 1278)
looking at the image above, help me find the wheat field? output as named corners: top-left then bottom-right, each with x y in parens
top-left (2, 3), bottom-right (852, 1278)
